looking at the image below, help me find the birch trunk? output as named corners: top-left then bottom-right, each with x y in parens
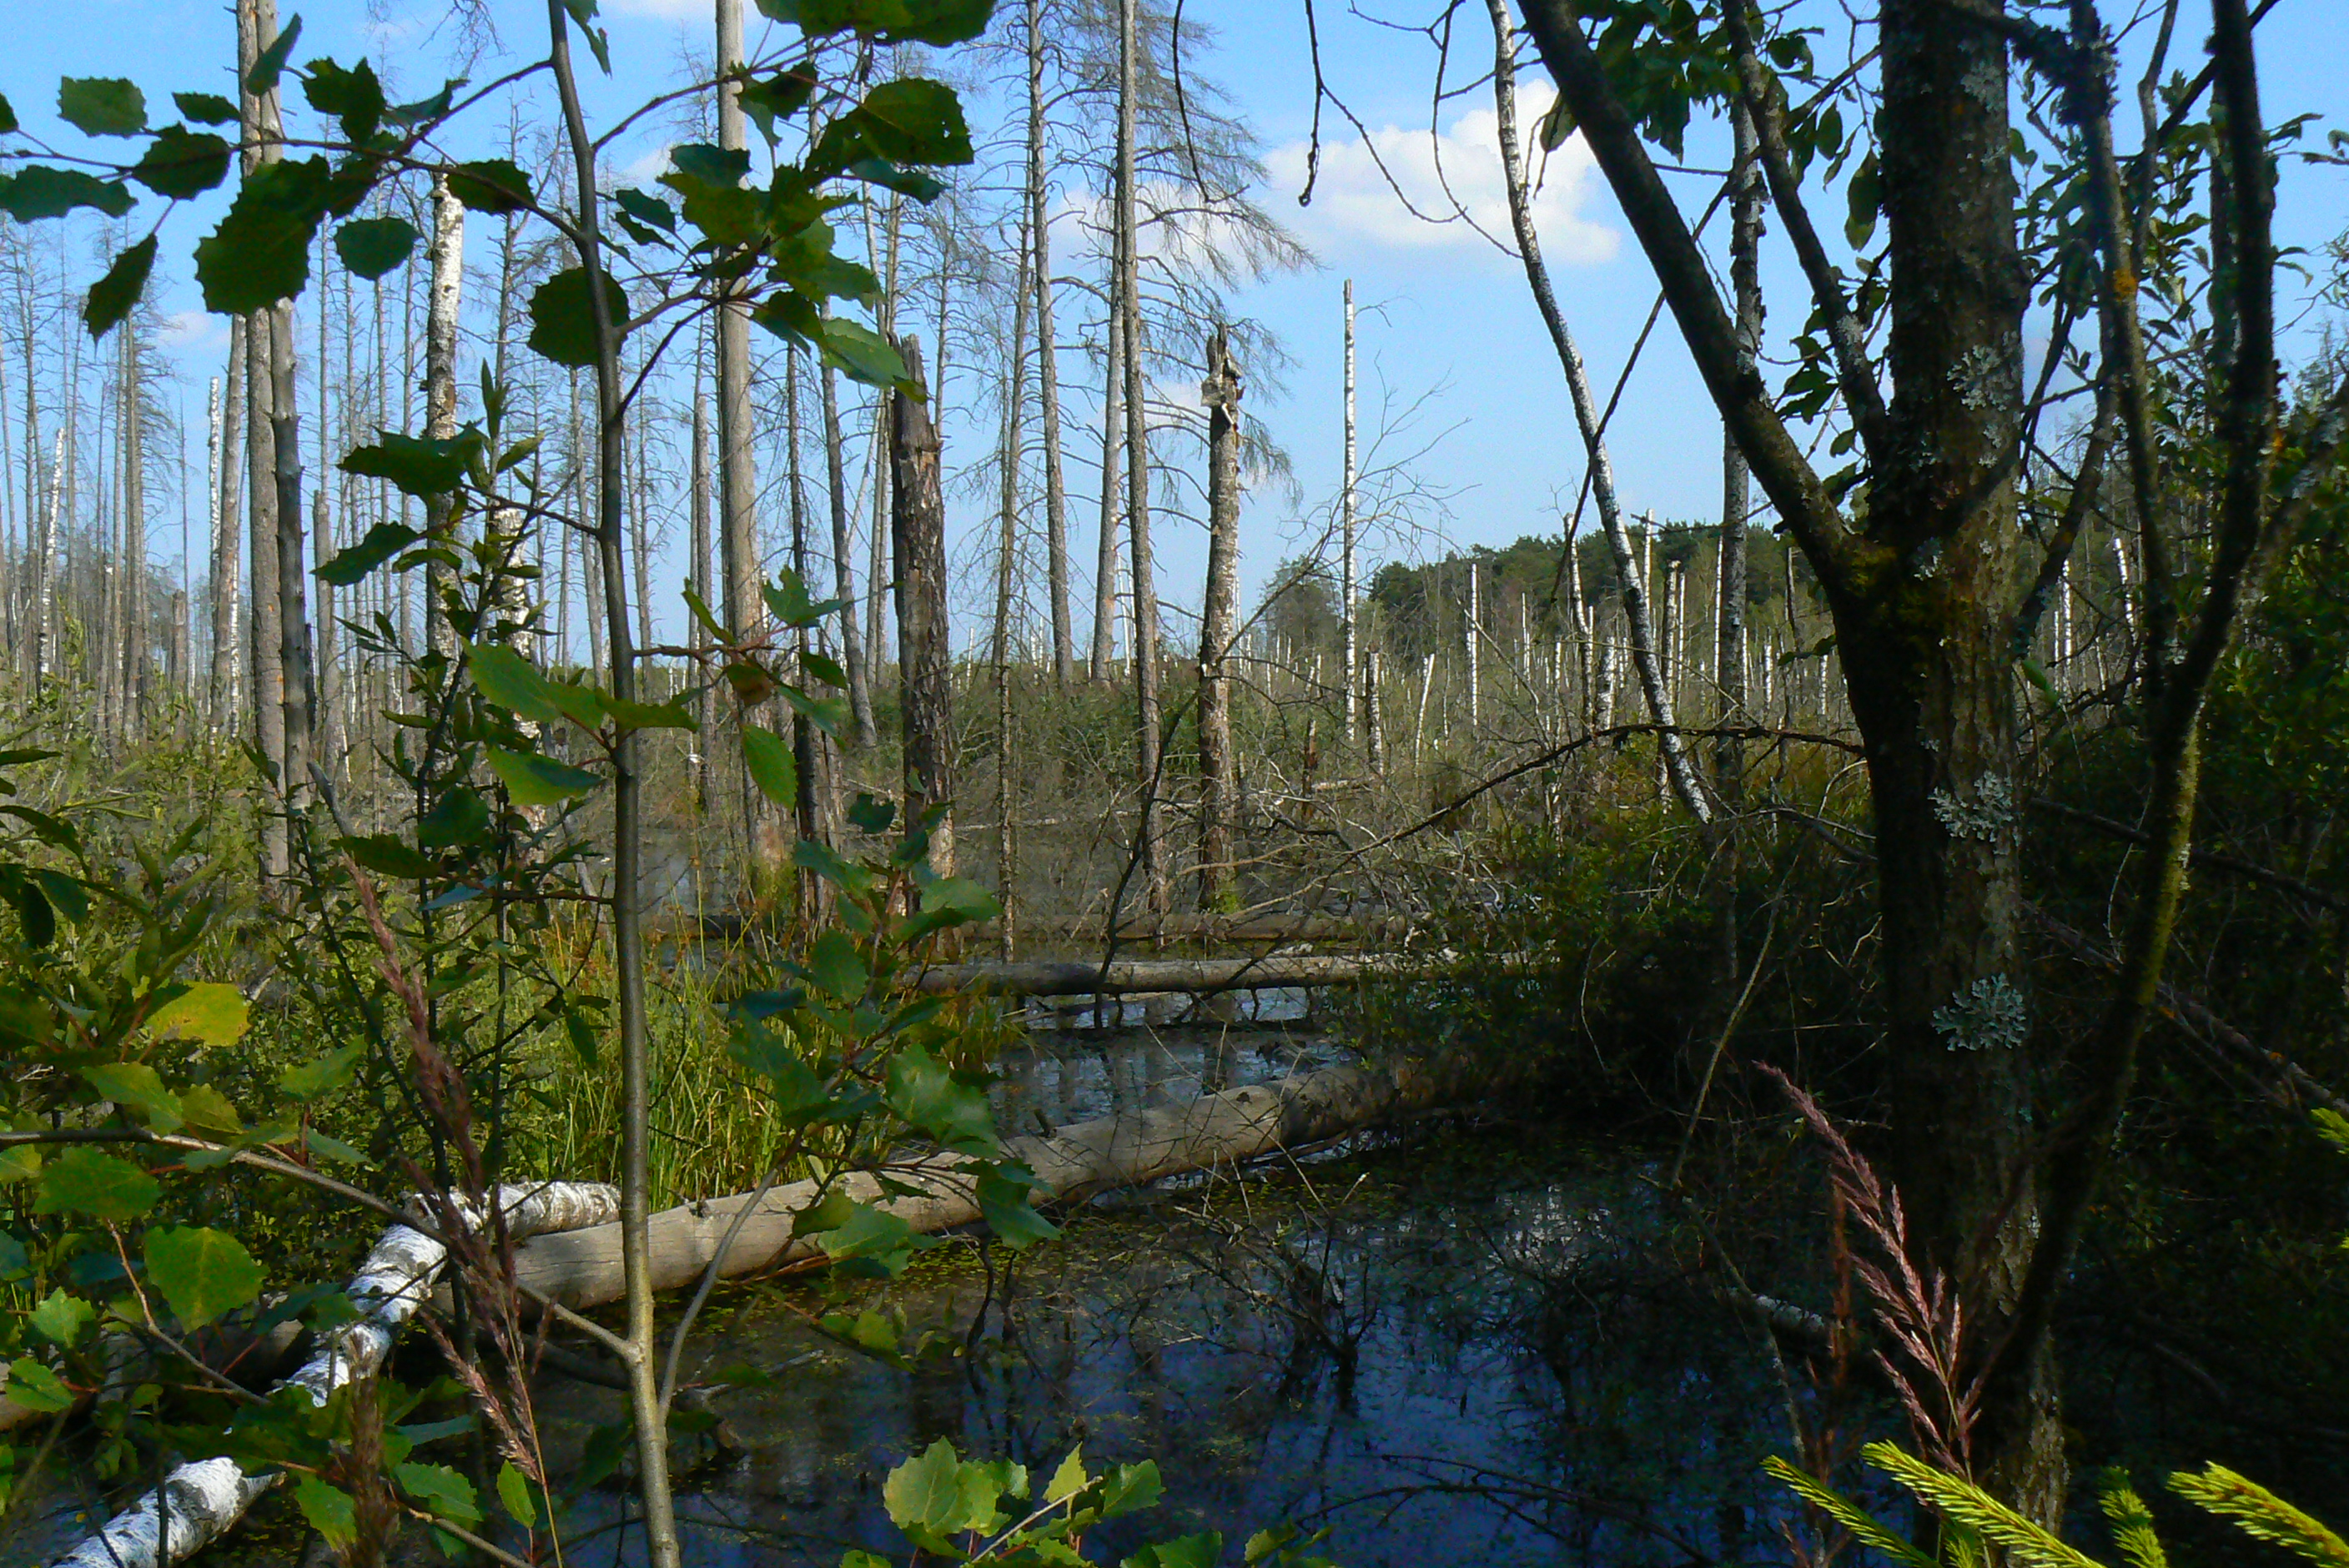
top-left (424, 172), bottom-right (464, 658)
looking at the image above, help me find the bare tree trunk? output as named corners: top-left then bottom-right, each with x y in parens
top-left (892, 335), bottom-right (953, 878)
top-left (819, 350), bottom-right (875, 747)
top-left (424, 171), bottom-right (464, 658)
top-left (1714, 98), bottom-right (1762, 994)
top-left (210, 331), bottom-right (241, 716)
top-left (1117, 0), bottom-right (1166, 917)
top-left (993, 219), bottom-right (1033, 958)
top-left (1486, 0), bottom-right (1708, 823)
top-left (717, 0), bottom-right (775, 872)
top-left (239, 0), bottom-right (288, 882)
top-left (1089, 304), bottom-right (1121, 682)
top-left (690, 339), bottom-right (714, 811)
top-left (121, 309), bottom-right (147, 738)
top-left (863, 198), bottom-right (902, 687)
top-left (313, 239), bottom-right (340, 771)
top-left (1196, 329), bottom-right (1242, 912)
top-left (784, 346), bottom-right (831, 924)
top-left (1341, 279), bottom-right (1358, 744)
top-left (270, 279), bottom-right (312, 827)
top-left (1027, 0), bottom-right (1074, 688)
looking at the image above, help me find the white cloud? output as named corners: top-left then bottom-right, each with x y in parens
top-left (1262, 95), bottom-right (1616, 266)
top-left (160, 311), bottom-right (228, 357)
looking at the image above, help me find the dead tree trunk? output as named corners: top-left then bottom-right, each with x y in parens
top-left (239, 0), bottom-right (288, 882)
top-left (423, 171), bottom-right (464, 658)
top-left (892, 335), bottom-right (954, 877)
top-left (1197, 329), bottom-right (1242, 912)
top-left (1027, 0), bottom-right (1074, 688)
top-left (993, 223), bottom-right (1033, 958)
top-left (1116, 0), bottom-right (1167, 917)
top-left (818, 347), bottom-right (875, 750)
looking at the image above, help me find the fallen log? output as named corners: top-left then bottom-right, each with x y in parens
top-left (904, 952), bottom-right (1464, 998)
top-left (510, 1061), bottom-right (1429, 1311)
top-left (53, 1182), bottom-right (620, 1568)
top-left (666, 911), bottom-right (1420, 947)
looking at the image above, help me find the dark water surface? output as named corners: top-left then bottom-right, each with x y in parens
top-left (532, 1025), bottom-right (1796, 1567)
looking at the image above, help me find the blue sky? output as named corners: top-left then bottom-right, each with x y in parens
top-left (8, 0), bottom-right (2346, 647)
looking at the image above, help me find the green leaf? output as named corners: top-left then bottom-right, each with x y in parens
top-left (78, 1062), bottom-right (184, 1128)
top-left (603, 697), bottom-right (698, 732)
top-left (395, 1462), bottom-right (483, 1525)
top-left (0, 167), bottom-right (135, 222)
top-left (341, 432), bottom-right (475, 498)
top-left (612, 186), bottom-right (676, 233)
top-left (807, 928), bottom-right (868, 1002)
top-left (486, 747), bottom-right (601, 807)
top-left (818, 315), bottom-right (907, 388)
top-left (334, 216), bottom-right (420, 279)
top-left (34, 1148), bottom-right (160, 1222)
top-left (561, 0), bottom-right (613, 72)
top-left (0, 1231), bottom-right (29, 1282)
top-left (174, 92), bottom-right (239, 126)
top-left (814, 1200), bottom-right (928, 1274)
top-left (132, 128), bottom-right (233, 199)
top-left (742, 725), bottom-right (797, 810)
top-left (319, 521), bottom-right (421, 585)
top-left (978, 1164), bottom-right (1058, 1249)
top-left (144, 982), bottom-right (251, 1047)
top-left (757, 0), bottom-right (994, 47)
top-left (4, 1357), bottom-right (73, 1412)
top-left (497, 1460), bottom-right (540, 1528)
top-left (1100, 1461), bottom-right (1164, 1520)
top-left (30, 1288), bottom-right (93, 1347)
top-left (1125, 1532), bottom-right (1223, 1568)
top-left (527, 267), bottom-right (627, 368)
top-left (179, 1084), bottom-right (244, 1139)
top-left (464, 641), bottom-right (566, 726)
top-left (294, 1477), bottom-right (358, 1550)
top-left (812, 78), bottom-right (973, 174)
top-left (245, 17), bottom-right (304, 99)
top-left (84, 236), bottom-right (158, 339)
top-left (0, 93), bottom-right (17, 136)
top-left (447, 158), bottom-right (534, 214)
top-left (303, 58), bottom-right (383, 143)
top-left (340, 832), bottom-right (435, 879)
top-left (884, 1439), bottom-right (967, 1533)
top-left (279, 1042), bottom-right (364, 1100)
top-left (885, 1044), bottom-right (997, 1153)
top-left (417, 786), bottom-right (491, 850)
top-left (1046, 1447), bottom-right (1089, 1503)
top-left (194, 155), bottom-right (333, 314)
top-left (145, 1226), bottom-right (264, 1329)
top-left (58, 78), bottom-right (147, 138)
top-left (304, 1129), bottom-right (366, 1163)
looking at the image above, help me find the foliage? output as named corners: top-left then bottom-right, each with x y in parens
top-left (853, 1438), bottom-right (1338, 1568)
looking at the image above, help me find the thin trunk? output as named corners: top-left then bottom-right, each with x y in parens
top-left (1341, 279), bottom-right (1358, 743)
top-left (892, 335), bottom-right (953, 877)
top-left (1117, 0), bottom-right (1165, 917)
top-left (819, 351), bottom-right (875, 746)
top-left (240, 0), bottom-right (287, 880)
top-left (1196, 328), bottom-right (1242, 912)
top-left (691, 340), bottom-right (715, 811)
top-left (1486, 0), bottom-right (1709, 822)
top-left (785, 347), bottom-right (828, 924)
top-left (424, 171), bottom-right (464, 657)
top-left (210, 331), bottom-right (240, 716)
top-left (1027, 0), bottom-right (1074, 687)
top-left (993, 220), bottom-right (1033, 958)
top-left (544, 5), bottom-right (680, 1560)
top-left (717, 0), bottom-right (773, 862)
top-left (1089, 303), bottom-right (1123, 681)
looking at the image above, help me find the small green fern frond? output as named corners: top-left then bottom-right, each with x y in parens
top-left (1763, 1455), bottom-right (1940, 1568)
top-left (2170, 1464), bottom-right (2349, 1568)
top-left (2311, 1107), bottom-right (2349, 1157)
top-left (2095, 1471), bottom-right (2169, 1568)
top-left (1863, 1443), bottom-right (2107, 1568)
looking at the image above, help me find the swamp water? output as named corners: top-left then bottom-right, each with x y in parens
top-left (532, 1023), bottom-right (1795, 1567)
top-left (33, 1025), bottom-right (1803, 1567)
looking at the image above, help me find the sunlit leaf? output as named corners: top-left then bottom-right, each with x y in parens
top-left (30, 1288), bottom-right (93, 1347)
top-left (144, 982), bottom-right (251, 1047)
top-left (34, 1148), bottom-right (159, 1222)
top-left (145, 1226), bottom-right (264, 1329)
top-left (294, 1478), bottom-right (358, 1550)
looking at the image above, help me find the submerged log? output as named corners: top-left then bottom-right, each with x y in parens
top-left (906, 952), bottom-right (1459, 998)
top-left (510, 1061), bottom-right (1431, 1311)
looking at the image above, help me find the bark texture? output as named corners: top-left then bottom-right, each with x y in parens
top-left (892, 335), bottom-right (955, 875)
